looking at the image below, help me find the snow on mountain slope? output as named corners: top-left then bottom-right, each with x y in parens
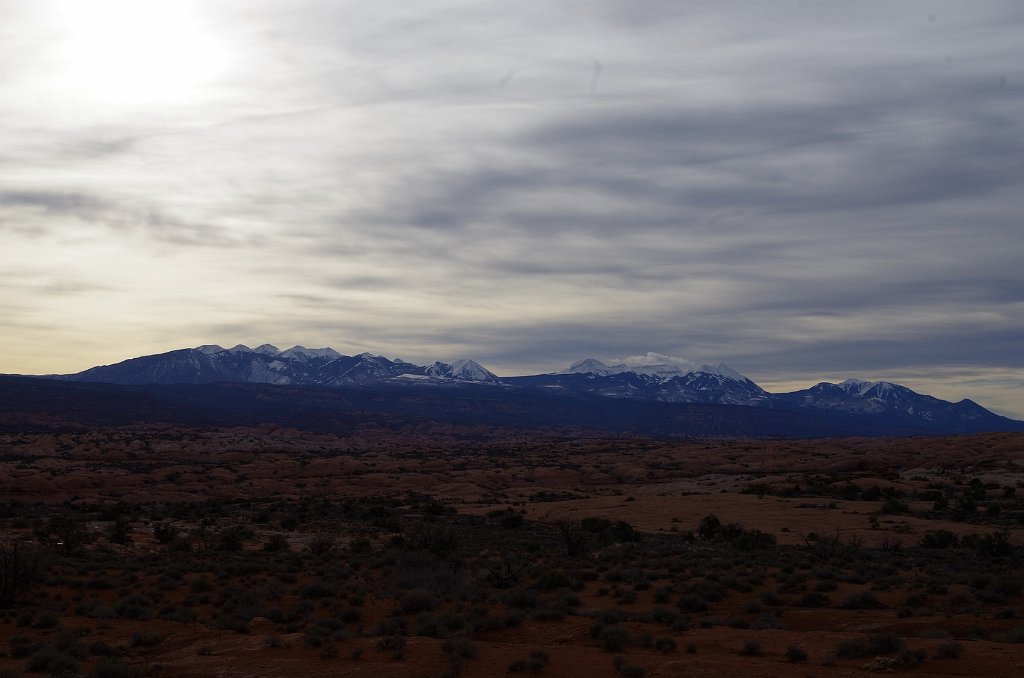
top-left (68, 344), bottom-right (495, 388)
top-left (559, 354), bottom-right (754, 385)
top-left (699, 362), bottom-right (750, 383)
top-left (561, 358), bottom-right (619, 376)
top-left (279, 346), bottom-right (342, 361)
top-left (53, 345), bottom-right (1022, 434)
top-left (529, 354), bottom-right (766, 406)
top-left (425, 359), bottom-right (501, 383)
top-left (772, 378), bottom-right (1019, 432)
top-left (445, 359), bottom-right (501, 383)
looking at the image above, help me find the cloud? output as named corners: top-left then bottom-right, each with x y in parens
top-left (0, 0), bottom-right (1022, 416)
top-left (612, 353), bottom-right (698, 370)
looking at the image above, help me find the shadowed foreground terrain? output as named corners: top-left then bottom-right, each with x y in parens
top-left (2, 426), bottom-right (1024, 677)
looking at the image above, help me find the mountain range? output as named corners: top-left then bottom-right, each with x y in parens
top-left (66, 343), bottom-right (501, 388)
top-left (20, 343), bottom-right (1017, 437)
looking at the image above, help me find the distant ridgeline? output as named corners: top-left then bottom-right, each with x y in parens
top-left (1, 344), bottom-right (1017, 437)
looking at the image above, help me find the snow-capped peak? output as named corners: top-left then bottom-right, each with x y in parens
top-left (560, 354), bottom-right (750, 383)
top-left (227, 344), bottom-right (253, 353)
top-left (618, 352), bottom-right (698, 372)
top-left (448, 359), bottom-right (499, 382)
top-left (561, 358), bottom-right (616, 376)
top-left (698, 362), bottom-right (750, 383)
top-left (838, 378), bottom-right (876, 395)
top-left (254, 344), bottom-right (280, 356)
top-left (426, 359), bottom-right (500, 383)
top-left (280, 346), bottom-right (342, 361)
top-left (612, 353), bottom-right (699, 378)
top-left (195, 344), bottom-right (225, 354)
top-left (835, 379), bottom-right (908, 399)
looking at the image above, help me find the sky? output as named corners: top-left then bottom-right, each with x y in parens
top-left (1, 0), bottom-right (1022, 417)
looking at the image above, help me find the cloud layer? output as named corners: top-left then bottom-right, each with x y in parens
top-left (1, 1), bottom-right (1022, 416)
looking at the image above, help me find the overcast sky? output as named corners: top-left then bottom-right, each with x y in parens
top-left (1, 0), bottom-right (1022, 416)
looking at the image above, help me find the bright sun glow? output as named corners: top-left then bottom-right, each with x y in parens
top-left (57, 0), bottom-right (229, 107)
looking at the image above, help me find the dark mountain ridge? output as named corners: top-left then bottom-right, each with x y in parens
top-left (14, 344), bottom-right (1021, 437)
top-left (0, 374), bottom-right (939, 438)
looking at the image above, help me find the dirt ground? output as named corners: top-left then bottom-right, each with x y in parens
top-left (2, 427), bottom-right (1023, 677)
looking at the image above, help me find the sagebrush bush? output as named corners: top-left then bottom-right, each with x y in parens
top-left (834, 633), bottom-right (903, 659)
top-left (934, 641), bottom-right (964, 659)
top-left (785, 644), bottom-right (808, 662)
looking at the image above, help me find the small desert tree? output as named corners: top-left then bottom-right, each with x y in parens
top-left (554, 519), bottom-right (586, 557)
top-left (1, 540), bottom-right (45, 608)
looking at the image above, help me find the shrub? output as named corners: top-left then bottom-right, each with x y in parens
top-left (970, 530), bottom-right (1013, 557)
top-left (377, 634), bottom-right (406, 651)
top-left (798, 592), bottom-right (831, 608)
top-left (919, 531), bottom-right (959, 549)
top-left (698, 515), bottom-right (721, 540)
top-left (598, 625), bottom-right (632, 652)
top-left (0, 540), bottom-right (46, 610)
top-left (785, 645), bottom-right (808, 662)
top-left (307, 534), bottom-right (336, 556)
top-left (113, 594), bottom-right (152, 620)
top-left (303, 626), bottom-right (330, 648)
top-left (934, 641), bottom-right (964, 659)
top-left (93, 658), bottom-right (140, 678)
top-left (553, 519), bottom-right (586, 557)
top-left (880, 498), bottom-right (909, 514)
top-left (803, 528), bottom-right (862, 561)
top-left (834, 633), bottom-right (904, 659)
top-left (654, 637), bottom-right (676, 653)
top-left (129, 629), bottom-right (162, 648)
top-left (840, 591), bottom-right (882, 609)
top-left (650, 606), bottom-right (678, 625)
top-left (443, 637), bottom-right (478, 659)
top-left (488, 509), bottom-right (525, 529)
top-left (533, 570), bottom-right (573, 591)
top-left (596, 607), bottom-right (627, 625)
top-left (51, 631), bottom-right (86, 660)
top-left (992, 626), bottom-right (1024, 643)
top-left (299, 581), bottom-right (336, 600)
top-left (31, 610), bottom-right (60, 629)
top-left (508, 649), bottom-right (549, 674)
top-left (215, 614), bottom-right (251, 634)
top-left (215, 527), bottom-right (246, 551)
top-left (677, 594), bottom-right (708, 612)
top-left (26, 646), bottom-right (79, 675)
top-left (190, 577), bottom-right (213, 593)
top-left (9, 636), bottom-right (34, 659)
top-left (399, 587), bottom-right (437, 614)
top-left (613, 656), bottom-right (645, 678)
top-left (89, 640), bottom-right (114, 657)
top-left (262, 535), bottom-right (289, 552)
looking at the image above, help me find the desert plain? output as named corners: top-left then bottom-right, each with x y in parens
top-left (2, 425), bottom-right (1024, 677)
